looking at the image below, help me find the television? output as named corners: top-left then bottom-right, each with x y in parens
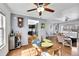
top-left (29, 25), bottom-right (35, 28)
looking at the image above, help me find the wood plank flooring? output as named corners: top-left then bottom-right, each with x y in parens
top-left (7, 36), bottom-right (71, 56)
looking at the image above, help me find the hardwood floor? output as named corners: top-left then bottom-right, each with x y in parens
top-left (7, 36), bottom-right (71, 56)
top-left (48, 36), bottom-right (71, 56)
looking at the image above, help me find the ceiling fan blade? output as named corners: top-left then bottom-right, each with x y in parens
top-left (44, 3), bottom-right (50, 6)
top-left (27, 8), bottom-right (37, 12)
top-left (34, 3), bottom-right (38, 6)
top-left (45, 8), bottom-right (55, 12)
top-left (39, 3), bottom-right (43, 5)
top-left (39, 11), bottom-right (42, 16)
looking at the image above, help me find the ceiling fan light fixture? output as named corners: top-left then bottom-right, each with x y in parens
top-left (37, 6), bottom-right (44, 12)
top-left (27, 3), bottom-right (54, 16)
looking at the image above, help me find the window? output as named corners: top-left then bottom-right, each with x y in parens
top-left (0, 12), bottom-right (5, 48)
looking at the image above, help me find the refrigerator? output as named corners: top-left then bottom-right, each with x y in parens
top-left (9, 36), bottom-right (15, 50)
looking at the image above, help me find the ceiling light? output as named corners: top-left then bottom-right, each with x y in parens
top-left (37, 6), bottom-right (44, 12)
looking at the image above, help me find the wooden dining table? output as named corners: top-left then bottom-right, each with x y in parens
top-left (40, 43), bottom-right (62, 56)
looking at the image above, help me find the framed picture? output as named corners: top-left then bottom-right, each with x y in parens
top-left (41, 23), bottom-right (45, 29)
top-left (18, 17), bottom-right (24, 28)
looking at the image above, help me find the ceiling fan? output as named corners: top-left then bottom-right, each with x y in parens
top-left (27, 3), bottom-right (55, 16)
top-left (65, 16), bottom-right (70, 21)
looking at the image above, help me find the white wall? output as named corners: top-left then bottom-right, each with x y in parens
top-left (38, 21), bottom-right (58, 38)
top-left (45, 22), bottom-right (55, 36)
top-left (62, 6), bottom-right (79, 21)
top-left (0, 4), bottom-right (11, 56)
top-left (38, 20), bottom-right (56, 40)
top-left (37, 19), bottom-right (48, 40)
top-left (11, 14), bottom-right (28, 46)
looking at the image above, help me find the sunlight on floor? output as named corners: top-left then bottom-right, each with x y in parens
top-left (71, 47), bottom-right (78, 56)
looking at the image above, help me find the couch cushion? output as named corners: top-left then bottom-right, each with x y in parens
top-left (32, 39), bottom-right (41, 47)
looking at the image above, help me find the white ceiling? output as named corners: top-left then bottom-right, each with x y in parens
top-left (6, 3), bottom-right (79, 22)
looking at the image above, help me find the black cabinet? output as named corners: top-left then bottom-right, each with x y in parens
top-left (70, 38), bottom-right (77, 47)
top-left (15, 36), bottom-right (21, 48)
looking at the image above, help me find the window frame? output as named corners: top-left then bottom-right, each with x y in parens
top-left (0, 12), bottom-right (6, 49)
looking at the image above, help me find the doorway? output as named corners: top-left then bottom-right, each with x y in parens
top-left (28, 19), bottom-right (39, 44)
